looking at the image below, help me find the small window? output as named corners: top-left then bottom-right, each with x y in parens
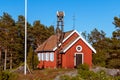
top-left (76, 45), bottom-right (82, 52)
top-left (50, 52), bottom-right (54, 61)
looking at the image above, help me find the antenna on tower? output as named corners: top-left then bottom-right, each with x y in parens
top-left (73, 13), bottom-right (76, 30)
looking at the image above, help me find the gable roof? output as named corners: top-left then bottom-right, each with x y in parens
top-left (61, 36), bottom-right (80, 53)
top-left (35, 30), bottom-right (73, 52)
top-left (36, 30), bottom-right (96, 53)
top-left (60, 30), bottom-right (96, 53)
top-left (53, 30), bottom-right (79, 51)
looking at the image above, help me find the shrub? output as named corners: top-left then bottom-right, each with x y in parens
top-left (0, 71), bottom-right (17, 80)
top-left (77, 64), bottom-right (116, 80)
top-left (60, 75), bottom-right (71, 80)
top-left (71, 76), bottom-right (83, 80)
top-left (60, 75), bottom-right (83, 80)
top-left (77, 64), bottom-right (89, 71)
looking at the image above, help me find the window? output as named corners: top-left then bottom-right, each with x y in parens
top-left (43, 53), bottom-right (46, 61)
top-left (46, 53), bottom-right (49, 61)
top-left (40, 53), bottom-right (42, 61)
top-left (38, 53), bottom-right (53, 61)
top-left (37, 53), bottom-right (41, 61)
top-left (41, 53), bottom-right (44, 61)
top-left (50, 52), bottom-right (54, 61)
top-left (76, 45), bottom-right (82, 52)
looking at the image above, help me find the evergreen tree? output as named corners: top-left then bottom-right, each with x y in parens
top-left (0, 12), bottom-right (15, 70)
top-left (27, 46), bottom-right (38, 70)
top-left (113, 16), bottom-right (120, 28)
top-left (113, 16), bottom-right (120, 39)
top-left (88, 28), bottom-right (106, 44)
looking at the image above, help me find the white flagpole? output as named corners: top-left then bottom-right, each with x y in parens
top-left (24, 0), bottom-right (27, 75)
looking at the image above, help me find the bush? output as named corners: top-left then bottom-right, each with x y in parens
top-left (60, 75), bottom-right (71, 80)
top-left (114, 76), bottom-right (120, 80)
top-left (107, 59), bottom-right (120, 69)
top-left (0, 71), bottom-right (17, 80)
top-left (77, 64), bottom-right (116, 80)
top-left (0, 71), bottom-right (9, 80)
top-left (71, 76), bottom-right (83, 80)
top-left (60, 64), bottom-right (119, 80)
top-left (77, 64), bottom-right (89, 70)
top-left (78, 70), bottom-right (99, 80)
top-left (60, 75), bottom-right (83, 80)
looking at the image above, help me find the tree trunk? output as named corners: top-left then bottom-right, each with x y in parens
top-left (32, 52), bottom-right (34, 70)
top-left (0, 47), bottom-right (1, 62)
top-left (4, 48), bottom-right (7, 70)
top-left (10, 53), bottom-right (12, 69)
top-left (0, 47), bottom-right (2, 71)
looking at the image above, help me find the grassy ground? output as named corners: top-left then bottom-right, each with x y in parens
top-left (16, 69), bottom-right (75, 80)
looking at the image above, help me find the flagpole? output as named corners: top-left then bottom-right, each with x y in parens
top-left (24, 0), bottom-right (27, 75)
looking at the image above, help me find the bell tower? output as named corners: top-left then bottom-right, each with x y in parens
top-left (56, 11), bottom-right (65, 68)
top-left (56, 11), bottom-right (65, 42)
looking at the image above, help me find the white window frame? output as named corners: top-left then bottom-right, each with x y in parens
top-left (40, 53), bottom-right (42, 61)
top-left (43, 53), bottom-right (46, 61)
top-left (46, 53), bottom-right (49, 61)
top-left (37, 53), bottom-right (40, 61)
top-left (50, 52), bottom-right (54, 61)
top-left (41, 53), bottom-right (44, 61)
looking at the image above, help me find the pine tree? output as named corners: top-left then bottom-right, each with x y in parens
top-left (27, 46), bottom-right (38, 70)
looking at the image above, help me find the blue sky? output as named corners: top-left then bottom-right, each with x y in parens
top-left (0, 0), bottom-right (24, 21)
top-left (0, 0), bottom-right (120, 37)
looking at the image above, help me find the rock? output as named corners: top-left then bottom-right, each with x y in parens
top-left (91, 66), bottom-right (120, 76)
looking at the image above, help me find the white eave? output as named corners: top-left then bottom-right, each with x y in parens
top-left (53, 30), bottom-right (76, 51)
top-left (63, 37), bottom-right (80, 53)
top-left (53, 30), bottom-right (96, 53)
top-left (79, 34), bottom-right (96, 53)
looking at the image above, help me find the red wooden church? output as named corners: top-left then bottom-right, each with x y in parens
top-left (36, 11), bottom-right (96, 69)
top-left (36, 30), bottom-right (96, 68)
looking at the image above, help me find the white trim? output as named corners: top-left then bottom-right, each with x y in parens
top-left (53, 30), bottom-right (96, 53)
top-left (53, 47), bottom-right (57, 51)
top-left (53, 43), bottom-right (61, 51)
top-left (74, 53), bottom-right (84, 66)
top-left (75, 30), bottom-right (96, 53)
top-left (64, 30), bottom-right (96, 53)
top-left (63, 37), bottom-right (80, 53)
top-left (62, 30), bottom-right (76, 42)
top-left (79, 34), bottom-right (96, 53)
top-left (53, 30), bottom-right (76, 51)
